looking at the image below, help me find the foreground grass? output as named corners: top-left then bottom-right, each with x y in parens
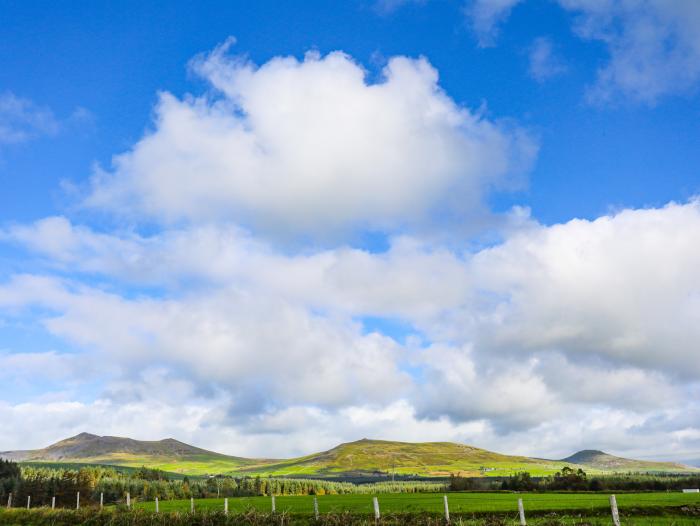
top-left (1, 508), bottom-right (700, 525)
top-left (134, 492), bottom-right (700, 515)
top-left (2, 492), bottom-right (698, 525)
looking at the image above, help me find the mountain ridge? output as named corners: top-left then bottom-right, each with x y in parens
top-left (1, 433), bottom-right (695, 477)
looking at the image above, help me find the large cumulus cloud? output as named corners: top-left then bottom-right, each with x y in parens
top-left (86, 40), bottom-right (535, 237)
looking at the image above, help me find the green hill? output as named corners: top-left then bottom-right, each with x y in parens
top-left (239, 439), bottom-right (574, 477)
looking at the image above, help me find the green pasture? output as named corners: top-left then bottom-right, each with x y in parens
top-left (2, 509), bottom-right (700, 525)
top-left (134, 491), bottom-right (700, 515)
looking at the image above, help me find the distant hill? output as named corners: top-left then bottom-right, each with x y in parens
top-left (0, 432), bottom-right (272, 475)
top-left (561, 449), bottom-right (691, 472)
top-left (1, 432), bottom-right (226, 461)
top-left (2, 434), bottom-right (696, 477)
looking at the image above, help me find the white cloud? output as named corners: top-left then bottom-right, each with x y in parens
top-left (461, 200), bottom-right (700, 377)
top-left (0, 92), bottom-right (59, 145)
top-left (465, 0), bottom-right (523, 47)
top-left (528, 37), bottom-right (567, 82)
top-left (85, 41), bottom-right (536, 237)
top-left (563, 0), bottom-right (700, 103)
top-left (467, 0), bottom-right (700, 103)
top-left (1, 36), bottom-right (699, 459)
top-left (3, 199), bottom-right (700, 455)
top-left (2, 217), bottom-right (473, 320)
top-left (1, 393), bottom-right (698, 462)
top-left (0, 275), bottom-right (411, 412)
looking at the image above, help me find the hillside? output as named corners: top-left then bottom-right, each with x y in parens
top-left (0, 433), bottom-right (273, 475)
top-left (561, 449), bottom-right (691, 472)
top-left (2, 434), bottom-right (696, 477)
top-left (238, 438), bottom-right (572, 477)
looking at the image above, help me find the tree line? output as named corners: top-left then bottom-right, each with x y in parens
top-left (450, 466), bottom-right (700, 492)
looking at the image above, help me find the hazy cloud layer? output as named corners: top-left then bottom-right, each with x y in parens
top-left (2, 200), bottom-right (700, 457)
top-left (528, 37), bottom-right (567, 82)
top-left (0, 92), bottom-right (59, 145)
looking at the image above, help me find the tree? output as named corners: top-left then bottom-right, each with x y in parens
top-left (551, 466), bottom-right (587, 490)
top-left (501, 471), bottom-right (536, 491)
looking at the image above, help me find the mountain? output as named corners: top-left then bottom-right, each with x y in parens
top-left (0, 432), bottom-right (272, 475)
top-left (561, 449), bottom-right (692, 472)
top-left (236, 438), bottom-right (569, 477)
top-left (2, 432), bottom-right (223, 461)
top-left (2, 434), bottom-right (696, 477)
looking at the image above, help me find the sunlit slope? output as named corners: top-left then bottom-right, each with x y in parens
top-left (237, 439), bottom-right (571, 477)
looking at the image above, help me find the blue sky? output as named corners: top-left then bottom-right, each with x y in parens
top-left (1, 0), bottom-right (699, 463)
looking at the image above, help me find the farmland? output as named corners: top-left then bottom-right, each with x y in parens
top-left (2, 508), bottom-right (700, 525)
top-left (2, 492), bottom-right (700, 525)
top-left (133, 491), bottom-right (700, 515)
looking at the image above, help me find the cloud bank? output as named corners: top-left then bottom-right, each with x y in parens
top-left (1, 41), bottom-right (698, 462)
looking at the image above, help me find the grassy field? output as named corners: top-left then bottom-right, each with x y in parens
top-left (134, 491), bottom-right (700, 515)
top-left (2, 508), bottom-right (700, 525)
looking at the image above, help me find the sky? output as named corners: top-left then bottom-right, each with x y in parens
top-left (0, 0), bottom-right (699, 464)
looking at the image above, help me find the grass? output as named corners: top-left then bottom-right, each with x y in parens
top-left (133, 491), bottom-right (700, 516)
top-left (1, 512), bottom-right (699, 526)
top-left (3, 500), bottom-right (700, 526)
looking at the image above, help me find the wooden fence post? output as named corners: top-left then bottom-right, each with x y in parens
top-left (100, 492), bottom-right (103, 509)
top-left (518, 498), bottom-right (526, 526)
top-left (76, 491), bottom-right (80, 510)
top-left (373, 496), bottom-right (380, 523)
top-left (313, 496), bottom-right (319, 520)
top-left (155, 497), bottom-right (159, 513)
top-left (610, 494), bottom-right (620, 526)
top-left (190, 497), bottom-right (194, 513)
top-left (127, 492), bottom-right (131, 510)
top-left (6, 492), bottom-right (11, 508)
top-left (26, 495), bottom-right (30, 509)
top-left (271, 494), bottom-right (276, 513)
top-left (51, 496), bottom-right (55, 510)
top-left (443, 495), bottom-right (450, 523)
top-left (224, 497), bottom-right (228, 515)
